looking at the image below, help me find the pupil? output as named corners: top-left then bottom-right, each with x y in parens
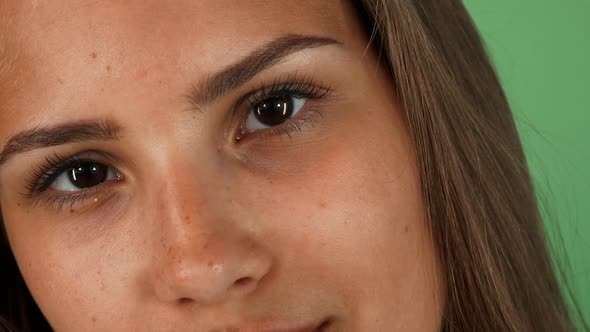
top-left (254, 96), bottom-right (293, 126)
top-left (68, 162), bottom-right (108, 189)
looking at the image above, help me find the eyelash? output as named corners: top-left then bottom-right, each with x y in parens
top-left (23, 76), bottom-right (331, 210)
top-left (25, 153), bottom-right (80, 196)
top-left (235, 76), bottom-right (331, 141)
top-left (23, 153), bottom-right (112, 209)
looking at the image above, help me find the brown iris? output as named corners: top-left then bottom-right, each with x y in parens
top-left (254, 96), bottom-right (294, 126)
top-left (67, 162), bottom-right (109, 189)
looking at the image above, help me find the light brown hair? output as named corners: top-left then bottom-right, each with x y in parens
top-left (356, 0), bottom-right (586, 330)
top-left (0, 0), bottom-right (586, 331)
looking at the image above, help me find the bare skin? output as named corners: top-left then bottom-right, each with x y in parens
top-left (0, 1), bottom-right (444, 331)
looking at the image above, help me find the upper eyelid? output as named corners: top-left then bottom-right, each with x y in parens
top-left (220, 76), bottom-right (328, 128)
top-left (238, 79), bottom-right (328, 114)
top-left (243, 78), bottom-right (330, 105)
top-left (186, 34), bottom-right (341, 110)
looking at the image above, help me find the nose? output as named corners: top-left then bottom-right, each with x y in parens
top-left (153, 230), bottom-right (272, 305)
top-left (147, 165), bottom-right (273, 305)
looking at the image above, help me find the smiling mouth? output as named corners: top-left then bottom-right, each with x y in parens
top-left (252, 318), bottom-right (332, 332)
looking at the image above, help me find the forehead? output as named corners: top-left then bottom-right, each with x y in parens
top-left (0, 0), bottom-right (363, 137)
top-left (13, 0), bottom-right (348, 28)
top-left (9, 0), bottom-right (352, 66)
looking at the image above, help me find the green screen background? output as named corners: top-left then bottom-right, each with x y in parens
top-left (464, 0), bottom-right (589, 325)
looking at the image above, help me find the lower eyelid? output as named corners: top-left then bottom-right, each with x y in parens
top-left (269, 108), bottom-right (323, 136)
top-left (32, 179), bottom-right (122, 213)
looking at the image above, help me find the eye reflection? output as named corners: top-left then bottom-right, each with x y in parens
top-left (245, 96), bottom-right (307, 130)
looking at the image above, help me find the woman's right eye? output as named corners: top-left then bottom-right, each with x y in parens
top-left (50, 161), bottom-right (120, 192)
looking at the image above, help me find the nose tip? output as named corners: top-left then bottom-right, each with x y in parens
top-left (153, 239), bottom-right (272, 305)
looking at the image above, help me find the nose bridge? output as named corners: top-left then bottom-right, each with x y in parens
top-left (147, 143), bottom-right (224, 237)
top-left (145, 155), bottom-right (272, 305)
top-left (159, 162), bottom-right (214, 236)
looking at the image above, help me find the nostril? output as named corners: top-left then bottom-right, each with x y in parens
top-left (234, 277), bottom-right (253, 287)
top-left (178, 297), bottom-right (194, 305)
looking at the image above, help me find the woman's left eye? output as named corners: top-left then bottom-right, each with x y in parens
top-left (244, 95), bottom-right (307, 131)
top-left (50, 161), bottom-right (120, 192)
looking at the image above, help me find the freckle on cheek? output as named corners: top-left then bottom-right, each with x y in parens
top-left (136, 69), bottom-right (149, 80)
top-left (106, 65), bottom-right (111, 71)
top-left (90, 51), bottom-right (97, 59)
top-left (318, 200), bottom-right (327, 209)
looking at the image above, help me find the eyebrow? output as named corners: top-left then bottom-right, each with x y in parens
top-left (0, 34), bottom-right (340, 167)
top-left (187, 34), bottom-right (341, 109)
top-left (0, 120), bottom-right (121, 167)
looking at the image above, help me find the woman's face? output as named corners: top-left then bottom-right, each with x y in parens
top-left (0, 1), bottom-right (443, 331)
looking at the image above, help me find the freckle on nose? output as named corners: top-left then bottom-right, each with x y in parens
top-left (90, 51), bottom-right (97, 59)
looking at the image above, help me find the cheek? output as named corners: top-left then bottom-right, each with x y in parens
top-left (2, 204), bottom-right (137, 330)
top-left (243, 94), bottom-right (417, 252)
top-left (236, 99), bottom-right (442, 327)
top-left (253, 141), bottom-right (425, 269)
